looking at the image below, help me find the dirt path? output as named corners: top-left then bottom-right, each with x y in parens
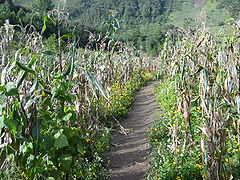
top-left (106, 81), bottom-right (160, 180)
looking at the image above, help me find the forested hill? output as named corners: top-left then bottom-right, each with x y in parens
top-left (61, 0), bottom-right (239, 54)
top-left (5, 0), bottom-right (240, 55)
top-left (14, 0), bottom-right (176, 26)
top-left (13, 0), bottom-right (239, 26)
top-left (64, 0), bottom-right (174, 27)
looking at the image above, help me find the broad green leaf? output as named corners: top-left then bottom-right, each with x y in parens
top-left (47, 177), bottom-right (55, 180)
top-left (65, 93), bottom-right (76, 103)
top-left (4, 118), bottom-right (18, 133)
top-left (56, 110), bottom-right (65, 123)
top-left (32, 119), bottom-right (42, 139)
top-left (43, 97), bottom-right (52, 108)
top-left (20, 141), bottom-right (33, 154)
top-left (16, 53), bottom-right (38, 88)
top-left (0, 85), bottom-right (5, 91)
top-left (41, 16), bottom-right (48, 34)
top-left (42, 89), bottom-right (51, 95)
top-left (27, 154), bottom-right (35, 164)
top-left (43, 136), bottom-right (54, 150)
top-left (54, 129), bottom-right (63, 139)
top-left (29, 53), bottom-right (39, 66)
top-left (16, 71), bottom-right (27, 88)
top-left (16, 61), bottom-right (35, 74)
top-left (24, 99), bottom-right (35, 110)
top-left (58, 154), bottom-right (72, 170)
top-left (63, 113), bottom-right (72, 121)
top-left (42, 50), bottom-right (56, 56)
top-left (77, 146), bottom-right (85, 155)
top-left (51, 87), bottom-right (59, 97)
top-left (41, 16), bottom-right (55, 34)
top-left (54, 134), bottom-right (69, 148)
top-left (85, 70), bottom-right (109, 99)
top-left (60, 33), bottom-right (74, 39)
top-left (5, 82), bottom-right (18, 96)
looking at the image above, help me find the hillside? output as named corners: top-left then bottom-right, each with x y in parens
top-left (13, 0), bottom-right (239, 26)
top-left (168, 0), bottom-right (231, 31)
top-left (0, 0), bottom-right (239, 180)
top-left (7, 0), bottom-right (240, 55)
top-left (13, 0), bottom-right (174, 26)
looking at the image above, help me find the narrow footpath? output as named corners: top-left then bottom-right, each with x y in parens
top-left (106, 81), bottom-right (160, 180)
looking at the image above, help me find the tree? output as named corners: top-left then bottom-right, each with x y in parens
top-left (32, 0), bottom-right (54, 15)
top-left (0, 0), bottom-right (11, 4)
top-left (0, 2), bottom-right (16, 25)
top-left (220, 0), bottom-right (240, 18)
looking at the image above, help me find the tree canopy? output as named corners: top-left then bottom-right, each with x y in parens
top-left (2, 0), bottom-right (240, 56)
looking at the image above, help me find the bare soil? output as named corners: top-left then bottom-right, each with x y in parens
top-left (106, 81), bottom-right (159, 180)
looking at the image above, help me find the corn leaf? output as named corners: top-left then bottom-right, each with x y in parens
top-left (85, 70), bottom-right (109, 99)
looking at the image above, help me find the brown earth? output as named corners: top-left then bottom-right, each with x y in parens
top-left (106, 81), bottom-right (160, 180)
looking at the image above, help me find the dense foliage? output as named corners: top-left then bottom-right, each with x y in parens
top-left (148, 25), bottom-right (240, 179)
top-left (4, 0), bottom-right (239, 56)
top-left (0, 0), bottom-right (239, 179)
top-left (62, 0), bottom-right (177, 55)
top-left (0, 10), bottom-right (156, 178)
top-left (219, 0), bottom-right (240, 18)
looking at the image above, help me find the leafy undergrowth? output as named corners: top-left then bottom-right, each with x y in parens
top-left (148, 78), bottom-right (203, 180)
top-left (148, 77), bottom-right (240, 180)
top-left (102, 71), bottom-right (155, 122)
top-left (0, 13), bottom-right (158, 179)
top-left (0, 68), bottom-right (154, 180)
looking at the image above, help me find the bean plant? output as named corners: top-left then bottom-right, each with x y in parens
top-left (0, 12), bottom-right (156, 179)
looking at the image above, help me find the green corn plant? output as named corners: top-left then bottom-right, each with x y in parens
top-left (0, 9), bottom-right (157, 178)
top-left (154, 24), bottom-right (239, 179)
